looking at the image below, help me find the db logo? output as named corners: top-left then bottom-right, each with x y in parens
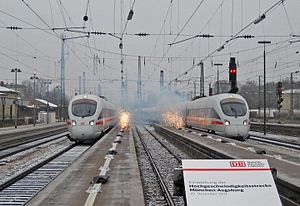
top-left (230, 161), bottom-right (246, 167)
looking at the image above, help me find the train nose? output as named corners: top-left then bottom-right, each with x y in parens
top-left (70, 126), bottom-right (95, 140)
top-left (224, 125), bottom-right (249, 137)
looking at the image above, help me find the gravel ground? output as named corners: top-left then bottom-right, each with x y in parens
top-left (0, 137), bottom-right (73, 185)
top-left (135, 126), bottom-right (189, 206)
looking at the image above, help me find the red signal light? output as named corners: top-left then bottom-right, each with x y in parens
top-left (229, 68), bottom-right (236, 74)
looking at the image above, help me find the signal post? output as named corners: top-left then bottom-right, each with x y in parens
top-left (276, 82), bottom-right (283, 123)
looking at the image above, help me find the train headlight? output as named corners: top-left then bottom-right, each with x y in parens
top-left (243, 120), bottom-right (248, 125)
top-left (72, 120), bottom-right (76, 126)
top-left (89, 120), bottom-right (95, 126)
top-left (224, 120), bottom-right (230, 126)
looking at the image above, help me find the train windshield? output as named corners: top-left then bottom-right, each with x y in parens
top-left (72, 99), bottom-right (97, 117)
top-left (220, 99), bottom-right (247, 117)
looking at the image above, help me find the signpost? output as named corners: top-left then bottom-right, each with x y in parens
top-left (182, 159), bottom-right (282, 206)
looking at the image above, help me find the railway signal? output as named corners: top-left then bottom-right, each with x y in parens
top-left (277, 81), bottom-right (283, 110)
top-left (228, 57), bottom-right (238, 93)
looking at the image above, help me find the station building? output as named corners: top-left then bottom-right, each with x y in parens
top-left (0, 86), bottom-right (19, 120)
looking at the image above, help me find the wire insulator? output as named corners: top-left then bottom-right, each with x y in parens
top-left (6, 26), bottom-right (22, 30)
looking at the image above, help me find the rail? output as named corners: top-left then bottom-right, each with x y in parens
top-left (135, 126), bottom-right (176, 206)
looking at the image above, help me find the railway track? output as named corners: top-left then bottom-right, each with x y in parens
top-left (248, 134), bottom-right (300, 150)
top-left (0, 145), bottom-right (89, 205)
top-left (250, 122), bottom-right (300, 138)
top-left (0, 132), bottom-right (69, 160)
top-left (133, 126), bottom-right (188, 206)
top-left (187, 126), bottom-right (300, 151)
top-left (0, 124), bottom-right (67, 150)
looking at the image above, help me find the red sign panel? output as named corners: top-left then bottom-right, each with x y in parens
top-left (230, 161), bottom-right (246, 167)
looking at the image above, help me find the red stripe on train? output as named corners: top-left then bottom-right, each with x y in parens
top-left (96, 117), bottom-right (115, 125)
top-left (96, 121), bottom-right (103, 125)
top-left (186, 116), bottom-right (224, 125)
top-left (105, 117), bottom-right (114, 122)
top-left (211, 120), bottom-right (224, 125)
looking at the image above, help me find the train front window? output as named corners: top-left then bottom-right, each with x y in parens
top-left (72, 99), bottom-right (97, 117)
top-left (220, 99), bottom-right (247, 117)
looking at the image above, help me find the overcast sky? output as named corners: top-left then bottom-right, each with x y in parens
top-left (0, 0), bottom-right (299, 104)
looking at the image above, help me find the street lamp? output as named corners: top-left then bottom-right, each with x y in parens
top-left (11, 68), bottom-right (21, 128)
top-left (290, 71), bottom-right (299, 119)
top-left (258, 40), bottom-right (271, 135)
top-left (214, 63), bottom-right (223, 94)
top-left (30, 74), bottom-right (39, 126)
top-left (44, 80), bottom-right (52, 124)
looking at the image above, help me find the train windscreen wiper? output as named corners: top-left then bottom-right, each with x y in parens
top-left (231, 107), bottom-right (238, 118)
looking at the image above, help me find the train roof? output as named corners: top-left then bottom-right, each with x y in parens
top-left (69, 94), bottom-right (117, 110)
top-left (70, 94), bottom-right (111, 103)
top-left (191, 93), bottom-right (246, 103)
top-left (99, 95), bottom-right (108, 100)
top-left (191, 95), bottom-right (207, 101)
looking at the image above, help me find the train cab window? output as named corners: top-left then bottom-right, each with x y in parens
top-left (209, 108), bottom-right (221, 119)
top-left (220, 99), bottom-right (247, 117)
top-left (72, 99), bottom-right (97, 117)
top-left (98, 111), bottom-right (103, 120)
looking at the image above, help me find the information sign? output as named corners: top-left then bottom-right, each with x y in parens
top-left (182, 159), bottom-right (282, 206)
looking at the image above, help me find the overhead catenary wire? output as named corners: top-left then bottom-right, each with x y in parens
top-left (20, 0), bottom-right (96, 79)
top-left (0, 18), bottom-right (56, 60)
top-left (121, 0), bottom-right (136, 38)
top-left (2, 1), bottom-right (96, 93)
top-left (148, 1), bottom-right (174, 59)
top-left (0, 50), bottom-right (58, 79)
top-left (281, 1), bottom-right (294, 35)
top-left (0, 9), bottom-right (58, 38)
top-left (48, 0), bottom-right (55, 27)
top-left (164, 0), bottom-right (226, 72)
top-left (170, 0), bottom-right (289, 84)
top-left (0, 0), bottom-right (298, 97)
top-left (156, 0), bottom-right (206, 65)
top-left (21, 0), bottom-right (58, 37)
top-left (147, 0), bottom-right (206, 81)
top-left (56, 0), bottom-right (68, 28)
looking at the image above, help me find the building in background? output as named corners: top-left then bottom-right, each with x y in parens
top-left (0, 86), bottom-right (18, 121)
top-left (281, 89), bottom-right (300, 119)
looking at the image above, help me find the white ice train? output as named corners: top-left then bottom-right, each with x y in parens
top-left (184, 93), bottom-right (250, 140)
top-left (67, 94), bottom-right (118, 143)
